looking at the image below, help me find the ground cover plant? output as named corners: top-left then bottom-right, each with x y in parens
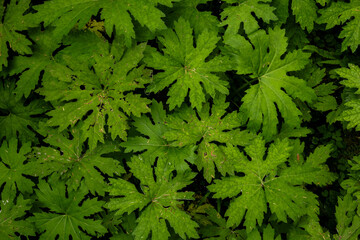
top-left (2, 0), bottom-right (360, 239)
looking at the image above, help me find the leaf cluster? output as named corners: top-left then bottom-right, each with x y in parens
top-left (1, 0), bottom-right (360, 239)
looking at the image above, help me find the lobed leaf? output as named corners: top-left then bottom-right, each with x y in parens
top-left (318, 0), bottom-right (360, 52)
top-left (163, 95), bottom-right (254, 182)
top-left (221, 0), bottom-right (277, 39)
top-left (224, 27), bottom-right (316, 139)
top-left (144, 17), bottom-right (231, 110)
top-left (39, 31), bottom-right (151, 149)
top-left (33, 127), bottom-right (124, 195)
top-left (0, 0), bottom-right (36, 71)
top-left (0, 80), bottom-right (49, 143)
top-left (209, 137), bottom-right (336, 232)
top-left (106, 156), bottom-right (199, 240)
top-left (121, 100), bottom-right (196, 172)
top-left (31, 179), bottom-right (107, 240)
top-left (0, 138), bottom-right (36, 193)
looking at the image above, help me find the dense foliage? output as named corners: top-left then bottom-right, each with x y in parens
top-left (1, 0), bottom-right (360, 239)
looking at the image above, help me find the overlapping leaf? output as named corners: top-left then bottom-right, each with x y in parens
top-left (221, 0), bottom-right (277, 38)
top-left (163, 95), bottom-right (254, 182)
top-left (198, 208), bottom-right (246, 239)
top-left (247, 225), bottom-right (281, 240)
top-left (31, 179), bottom-right (107, 240)
top-left (166, 0), bottom-right (219, 36)
top-left (121, 100), bottom-right (196, 172)
top-left (0, 80), bottom-right (49, 143)
top-left (32, 0), bottom-right (178, 44)
top-left (0, 188), bottom-right (35, 239)
top-left (106, 156), bottom-right (199, 240)
top-left (291, 0), bottom-right (317, 32)
top-left (303, 66), bottom-right (338, 112)
top-left (39, 31), bottom-right (151, 150)
top-left (342, 155), bottom-right (360, 202)
top-left (336, 64), bottom-right (360, 130)
top-left (0, 138), bottom-right (36, 193)
top-left (333, 193), bottom-right (360, 239)
top-left (9, 28), bottom-right (60, 99)
top-left (208, 137), bottom-right (336, 232)
top-left (285, 216), bottom-right (331, 239)
top-left (33, 127), bottom-right (124, 195)
top-left (144, 17), bottom-right (231, 110)
top-left (318, 0), bottom-right (360, 52)
top-left (224, 27), bottom-right (316, 139)
top-left (0, 0), bottom-right (36, 71)
top-left (109, 213), bottom-right (137, 240)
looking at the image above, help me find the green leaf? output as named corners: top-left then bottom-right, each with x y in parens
top-left (144, 17), bottom-right (231, 110)
top-left (166, 0), bottom-right (220, 36)
top-left (121, 100), bottom-right (196, 172)
top-left (31, 179), bottom-right (107, 240)
top-left (208, 137), bottom-right (336, 232)
top-left (0, 0), bottom-right (36, 71)
top-left (163, 94), bottom-right (254, 182)
top-left (303, 66), bottom-right (338, 112)
top-left (336, 64), bottom-right (360, 130)
top-left (291, 0), bottom-right (317, 32)
top-left (198, 208), bottom-right (246, 239)
top-left (284, 144), bottom-right (337, 186)
top-left (109, 213), bottom-right (137, 240)
top-left (9, 28), bottom-right (61, 99)
top-left (318, 0), bottom-right (360, 52)
top-left (342, 155), bottom-right (360, 201)
top-left (272, 0), bottom-right (289, 24)
top-left (285, 215), bottom-right (331, 239)
top-left (33, 0), bottom-right (177, 44)
top-left (316, 0), bottom-right (329, 6)
top-left (224, 27), bottom-right (316, 140)
top-left (31, 0), bottom-right (98, 40)
top-left (33, 127), bottom-right (124, 195)
top-left (0, 80), bottom-right (49, 143)
top-left (221, 0), bottom-right (277, 38)
top-left (39, 31), bottom-right (151, 150)
top-left (104, 0), bottom-right (178, 45)
top-left (0, 138), bottom-right (36, 193)
top-left (247, 225), bottom-right (281, 240)
top-left (337, 64), bottom-right (360, 94)
top-left (284, 17), bottom-right (310, 50)
top-left (333, 193), bottom-right (360, 239)
top-left (106, 156), bottom-right (199, 240)
top-left (0, 188), bottom-right (35, 239)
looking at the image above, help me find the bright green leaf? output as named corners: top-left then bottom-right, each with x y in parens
top-left (224, 27), bottom-right (316, 139)
top-left (39, 31), bottom-right (151, 149)
top-left (291, 0), bottom-right (317, 32)
top-left (144, 17), bottom-right (231, 110)
top-left (163, 95), bottom-right (254, 182)
top-left (333, 193), bottom-right (360, 239)
top-left (208, 137), bottom-right (335, 232)
top-left (336, 64), bottom-right (360, 130)
top-left (106, 156), bottom-right (199, 240)
top-left (221, 0), bottom-right (277, 38)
